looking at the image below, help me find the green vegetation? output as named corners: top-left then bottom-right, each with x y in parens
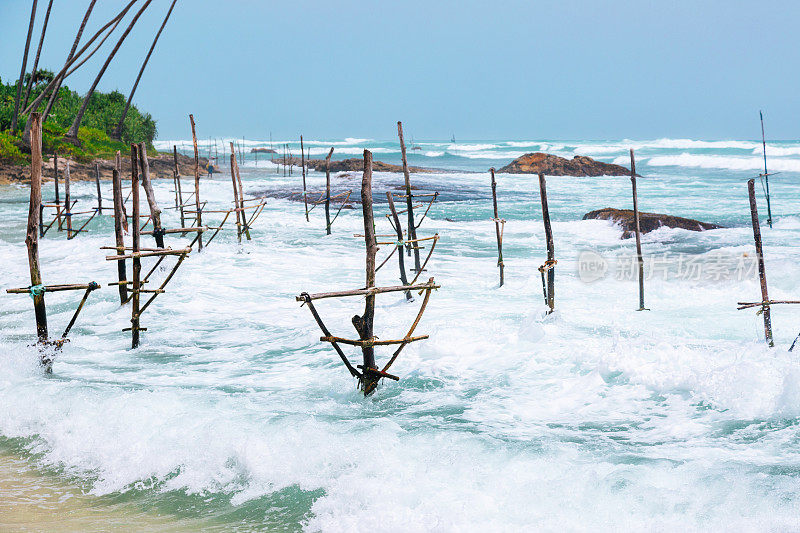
top-left (0, 74), bottom-right (157, 165)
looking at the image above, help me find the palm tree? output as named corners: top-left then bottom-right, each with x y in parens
top-left (65, 0), bottom-right (153, 142)
top-left (22, 0), bottom-right (53, 111)
top-left (113, 0), bottom-right (178, 141)
top-left (11, 0), bottom-right (38, 132)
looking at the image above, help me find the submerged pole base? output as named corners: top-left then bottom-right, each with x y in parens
top-left (357, 365), bottom-right (399, 396)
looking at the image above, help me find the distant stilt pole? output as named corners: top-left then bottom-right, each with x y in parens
top-left (112, 167), bottom-right (128, 304)
top-left (386, 192), bottom-right (412, 300)
top-left (490, 168), bottom-right (505, 287)
top-left (54, 152), bottom-right (61, 230)
top-left (301, 135), bottom-right (309, 221)
top-left (760, 110), bottom-right (773, 229)
top-left (748, 178), bottom-right (774, 347)
top-left (325, 147), bottom-right (334, 234)
top-left (94, 162), bottom-right (102, 212)
top-left (189, 114), bottom-right (202, 250)
top-left (538, 172), bottom-right (555, 313)
top-left (64, 162), bottom-right (72, 238)
top-left (173, 145), bottom-right (184, 227)
top-left (397, 121), bottom-right (421, 272)
top-left (27, 113), bottom-right (48, 343)
top-left (630, 149), bottom-right (647, 311)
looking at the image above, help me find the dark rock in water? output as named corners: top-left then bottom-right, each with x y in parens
top-left (583, 208), bottom-right (724, 239)
top-left (251, 147), bottom-right (276, 154)
top-left (498, 152), bottom-right (634, 176)
top-left (277, 156), bottom-right (435, 174)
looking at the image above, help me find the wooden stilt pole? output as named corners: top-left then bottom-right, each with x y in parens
top-left (325, 147), bottom-right (334, 234)
top-left (173, 145), bottom-right (184, 227)
top-left (748, 178), bottom-right (774, 347)
top-left (111, 167), bottom-right (128, 304)
top-left (353, 149), bottom-right (379, 395)
top-left (138, 142), bottom-right (164, 247)
top-left (301, 135), bottom-right (309, 222)
top-left (27, 113), bottom-right (48, 344)
top-left (630, 149), bottom-right (647, 311)
top-left (538, 173), bottom-right (555, 314)
top-left (234, 144), bottom-right (250, 241)
top-left (386, 192), bottom-right (412, 300)
top-left (490, 168), bottom-right (505, 287)
top-left (64, 162), bottom-right (72, 238)
top-left (130, 144), bottom-right (142, 348)
top-left (397, 121), bottom-right (421, 271)
top-left (189, 114), bottom-right (202, 250)
top-left (229, 143), bottom-right (243, 242)
top-left (94, 162), bottom-right (102, 212)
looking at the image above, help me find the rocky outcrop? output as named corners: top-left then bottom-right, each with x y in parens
top-left (498, 152), bottom-right (633, 176)
top-left (275, 156), bottom-right (435, 174)
top-left (0, 152), bottom-right (211, 184)
top-left (251, 147), bottom-right (276, 153)
top-left (583, 208), bottom-right (724, 239)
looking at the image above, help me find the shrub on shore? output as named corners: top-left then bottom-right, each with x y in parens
top-left (0, 75), bottom-right (157, 165)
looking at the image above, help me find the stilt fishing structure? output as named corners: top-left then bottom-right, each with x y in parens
top-left (736, 178), bottom-right (800, 348)
top-left (189, 114), bottom-right (203, 250)
top-left (5, 114), bottom-right (101, 371)
top-left (398, 121), bottom-right (421, 272)
top-left (292, 145), bottom-right (352, 233)
top-left (227, 141), bottom-right (267, 242)
top-left (630, 149), bottom-right (647, 311)
top-left (490, 168), bottom-right (505, 287)
top-left (103, 144), bottom-right (193, 349)
top-left (297, 150), bottom-right (439, 396)
top-left (760, 111), bottom-right (773, 229)
top-left (538, 173), bottom-right (555, 314)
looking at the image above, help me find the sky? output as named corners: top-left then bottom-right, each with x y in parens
top-left (2, 0), bottom-right (799, 141)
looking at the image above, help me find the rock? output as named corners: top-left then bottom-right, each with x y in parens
top-left (0, 152), bottom-right (211, 184)
top-left (277, 156), bottom-right (435, 174)
top-left (498, 152), bottom-right (633, 176)
top-left (583, 208), bottom-right (724, 238)
top-left (251, 148), bottom-right (276, 153)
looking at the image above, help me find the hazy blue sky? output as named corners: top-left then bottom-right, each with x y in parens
top-left (2, 0), bottom-right (799, 140)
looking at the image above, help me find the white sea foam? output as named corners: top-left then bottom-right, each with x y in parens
top-left (645, 153), bottom-right (800, 172)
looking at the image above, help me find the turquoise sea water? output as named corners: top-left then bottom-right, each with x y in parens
top-left (1, 137), bottom-right (800, 531)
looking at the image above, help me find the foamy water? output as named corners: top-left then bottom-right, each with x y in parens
top-left (2, 138), bottom-right (800, 531)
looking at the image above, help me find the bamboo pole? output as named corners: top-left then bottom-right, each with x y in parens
top-left (538, 173), bottom-right (555, 314)
top-left (325, 147), bottom-right (334, 234)
top-left (189, 114), bottom-right (202, 250)
top-left (111, 168), bottom-right (128, 304)
top-left (354, 149), bottom-right (379, 395)
top-left (630, 149), bottom-right (646, 311)
top-left (27, 113), bottom-right (48, 342)
top-left (397, 121), bottom-right (421, 271)
top-left (301, 135), bottom-right (309, 221)
top-left (386, 192), bottom-right (412, 300)
top-left (131, 144), bottom-right (142, 348)
top-left (490, 168), bottom-right (505, 287)
top-left (138, 142), bottom-right (164, 247)
top-left (748, 178), bottom-right (774, 347)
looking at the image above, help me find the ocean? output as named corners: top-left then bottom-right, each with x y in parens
top-left (1, 137), bottom-right (800, 531)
